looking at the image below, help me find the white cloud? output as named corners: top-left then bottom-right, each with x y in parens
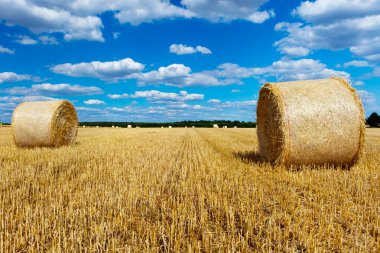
top-left (15, 35), bottom-right (38, 45)
top-left (294, 0), bottom-right (380, 24)
top-left (38, 35), bottom-right (58, 45)
top-left (114, 1), bottom-right (194, 25)
top-left (0, 72), bottom-right (38, 84)
top-left (231, 89), bottom-right (240, 93)
top-left (354, 81), bottom-right (365, 86)
top-left (343, 60), bottom-right (370, 68)
top-left (276, 0), bottom-right (380, 61)
top-left (247, 10), bottom-right (275, 24)
top-left (112, 32), bottom-right (120, 39)
top-left (0, 95), bottom-right (56, 103)
top-left (208, 99), bottom-right (221, 103)
top-left (169, 44), bottom-right (212, 55)
top-left (107, 93), bottom-right (129, 99)
top-left (357, 90), bottom-right (377, 112)
top-left (137, 64), bottom-right (191, 86)
top-left (4, 83), bottom-right (103, 96)
top-left (278, 46), bottom-right (310, 57)
top-left (181, 0), bottom-right (274, 23)
top-left (51, 58), bottom-right (145, 80)
top-left (0, 0), bottom-right (104, 42)
top-left (195, 45), bottom-right (212, 54)
top-left (220, 100), bottom-right (257, 108)
top-left (108, 90), bottom-right (204, 102)
top-left (84, 99), bottom-right (105, 105)
top-left (0, 45), bottom-right (15, 54)
top-left (170, 44), bottom-right (196, 55)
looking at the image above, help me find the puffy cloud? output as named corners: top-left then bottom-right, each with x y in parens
top-left (114, 1), bottom-right (194, 25)
top-left (294, 0), bottom-right (380, 24)
top-left (51, 58), bottom-right (145, 80)
top-left (0, 72), bottom-right (38, 84)
top-left (343, 60), bottom-right (370, 68)
top-left (208, 99), bottom-right (221, 103)
top-left (357, 90), bottom-right (377, 112)
top-left (15, 35), bottom-right (38, 45)
top-left (195, 45), bottom-right (212, 54)
top-left (108, 90), bottom-right (203, 102)
top-left (354, 81), bottom-right (364, 86)
top-left (247, 10), bottom-right (275, 24)
top-left (137, 64), bottom-right (191, 86)
top-left (0, 0), bottom-right (104, 42)
top-left (257, 58), bottom-right (350, 81)
top-left (169, 44), bottom-right (196, 55)
top-left (0, 45), bottom-right (15, 54)
top-left (278, 46), bottom-right (310, 57)
top-left (276, 0), bottom-right (380, 61)
top-left (107, 93), bottom-right (129, 99)
top-left (169, 44), bottom-right (212, 55)
top-left (181, 0), bottom-right (274, 23)
top-left (84, 99), bottom-right (105, 105)
top-left (38, 35), bottom-right (58, 45)
top-left (0, 95), bottom-right (56, 103)
top-left (4, 83), bottom-right (103, 96)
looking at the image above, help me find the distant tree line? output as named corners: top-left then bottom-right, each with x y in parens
top-left (79, 120), bottom-right (256, 128)
top-left (367, 112), bottom-right (380, 127)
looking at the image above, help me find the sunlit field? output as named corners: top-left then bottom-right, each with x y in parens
top-left (0, 127), bottom-right (379, 252)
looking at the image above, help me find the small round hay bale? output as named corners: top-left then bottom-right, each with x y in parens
top-left (256, 77), bottom-right (365, 167)
top-left (12, 100), bottom-right (78, 147)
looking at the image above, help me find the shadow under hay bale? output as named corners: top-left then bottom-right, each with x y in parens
top-left (256, 77), bottom-right (365, 168)
top-left (233, 150), bottom-right (265, 165)
top-left (12, 100), bottom-right (78, 148)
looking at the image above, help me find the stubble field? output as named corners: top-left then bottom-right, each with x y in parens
top-left (0, 127), bottom-right (379, 252)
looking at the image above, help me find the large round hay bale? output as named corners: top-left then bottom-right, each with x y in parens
top-left (12, 100), bottom-right (78, 147)
top-left (257, 77), bottom-right (365, 167)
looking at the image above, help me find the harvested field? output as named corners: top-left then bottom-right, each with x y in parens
top-left (0, 127), bottom-right (379, 252)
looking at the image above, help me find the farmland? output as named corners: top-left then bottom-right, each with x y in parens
top-left (0, 127), bottom-right (379, 252)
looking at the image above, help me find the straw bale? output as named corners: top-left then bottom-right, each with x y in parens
top-left (256, 77), bottom-right (365, 167)
top-left (12, 100), bottom-right (78, 147)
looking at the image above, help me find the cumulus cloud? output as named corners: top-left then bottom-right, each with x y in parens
top-left (15, 35), bottom-right (38, 45)
top-left (208, 99), bottom-right (221, 104)
top-left (51, 58), bottom-right (145, 80)
top-left (0, 72), bottom-right (38, 84)
top-left (0, 0), bottom-right (104, 42)
top-left (4, 83), bottom-right (103, 96)
top-left (107, 93), bottom-right (129, 99)
top-left (343, 60), bottom-right (370, 68)
top-left (275, 0), bottom-right (380, 61)
top-left (169, 44), bottom-right (212, 55)
top-left (38, 35), bottom-right (58, 45)
top-left (0, 45), bottom-right (15, 54)
top-left (84, 99), bottom-right (105, 105)
top-left (357, 90), bottom-right (378, 112)
top-left (181, 0), bottom-right (274, 23)
top-left (108, 90), bottom-right (203, 102)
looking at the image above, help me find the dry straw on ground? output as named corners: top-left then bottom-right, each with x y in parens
top-left (12, 100), bottom-right (78, 147)
top-left (257, 77), bottom-right (365, 167)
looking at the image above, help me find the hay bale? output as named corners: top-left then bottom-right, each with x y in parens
top-left (127, 125), bottom-right (132, 128)
top-left (12, 100), bottom-right (78, 147)
top-left (168, 126), bottom-right (172, 128)
top-left (213, 124), bottom-right (219, 128)
top-left (256, 77), bottom-right (365, 167)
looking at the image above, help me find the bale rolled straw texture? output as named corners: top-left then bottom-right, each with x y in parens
top-left (256, 77), bottom-right (365, 167)
top-left (12, 100), bottom-right (78, 147)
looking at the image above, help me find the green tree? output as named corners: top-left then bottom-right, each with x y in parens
top-left (367, 112), bottom-right (380, 127)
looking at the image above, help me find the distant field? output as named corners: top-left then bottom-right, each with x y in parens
top-left (0, 128), bottom-right (379, 252)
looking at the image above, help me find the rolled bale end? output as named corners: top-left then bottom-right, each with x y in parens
top-left (12, 100), bottom-right (78, 147)
top-left (256, 77), bottom-right (365, 168)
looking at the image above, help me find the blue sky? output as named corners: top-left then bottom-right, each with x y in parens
top-left (0, 0), bottom-right (379, 122)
